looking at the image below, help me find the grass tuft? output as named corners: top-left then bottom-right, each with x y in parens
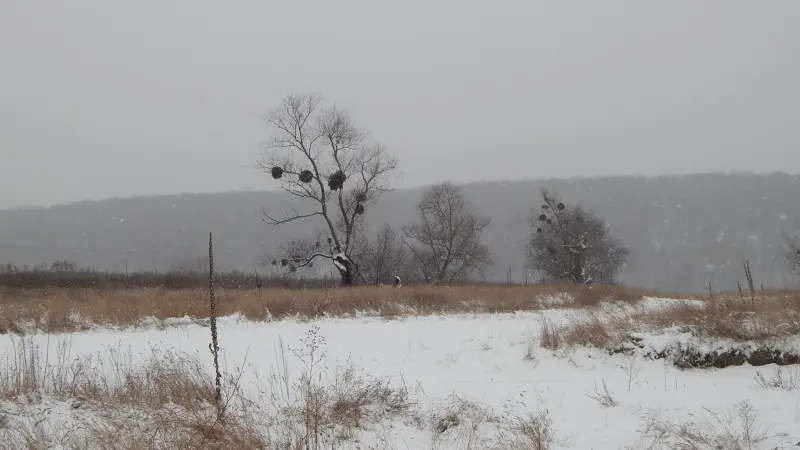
top-left (636, 400), bottom-right (770, 450)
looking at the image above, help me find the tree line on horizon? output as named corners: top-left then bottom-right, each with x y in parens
top-left (256, 92), bottom-right (659, 288)
top-left (258, 92), bottom-right (800, 288)
top-left (2, 92), bottom-right (798, 291)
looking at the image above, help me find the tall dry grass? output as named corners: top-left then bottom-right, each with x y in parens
top-left (636, 290), bottom-right (800, 340)
top-left (0, 283), bottom-right (649, 334)
top-left (0, 336), bottom-right (265, 449)
top-left (636, 400), bottom-right (770, 450)
top-left (425, 393), bottom-right (560, 450)
top-left (0, 332), bottom-right (415, 449)
top-left (555, 290), bottom-right (800, 350)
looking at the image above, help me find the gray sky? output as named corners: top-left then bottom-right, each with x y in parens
top-left (1, 1), bottom-right (798, 209)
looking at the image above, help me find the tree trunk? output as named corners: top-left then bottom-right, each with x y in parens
top-left (339, 268), bottom-right (355, 286)
top-left (571, 252), bottom-right (584, 284)
top-left (334, 254), bottom-right (356, 286)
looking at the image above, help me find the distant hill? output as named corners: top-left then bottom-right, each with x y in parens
top-left (1, 172), bottom-right (799, 292)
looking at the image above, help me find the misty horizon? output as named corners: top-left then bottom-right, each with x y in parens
top-left (1, 169), bottom-right (798, 212)
top-left (2, 1), bottom-right (799, 209)
top-left (1, 172), bottom-right (797, 292)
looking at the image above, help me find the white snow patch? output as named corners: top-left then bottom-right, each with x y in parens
top-left (638, 296), bottom-right (704, 311)
top-left (539, 292), bottom-right (572, 308)
top-left (630, 327), bottom-right (800, 362)
top-left (1, 308), bottom-right (798, 448)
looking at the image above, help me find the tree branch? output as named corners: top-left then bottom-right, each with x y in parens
top-left (261, 208), bottom-right (322, 226)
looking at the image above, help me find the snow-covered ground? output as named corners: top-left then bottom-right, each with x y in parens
top-left (2, 299), bottom-right (800, 449)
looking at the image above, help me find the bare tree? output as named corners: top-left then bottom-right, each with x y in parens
top-left (527, 188), bottom-right (628, 284)
top-left (403, 182), bottom-right (493, 283)
top-left (787, 234), bottom-right (800, 273)
top-left (257, 92), bottom-right (398, 286)
top-left (49, 260), bottom-right (78, 273)
top-left (357, 224), bottom-right (412, 284)
top-left (167, 256), bottom-right (207, 274)
top-left (793, 247), bottom-right (800, 272)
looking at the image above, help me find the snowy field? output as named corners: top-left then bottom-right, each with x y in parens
top-left (2, 298), bottom-right (800, 449)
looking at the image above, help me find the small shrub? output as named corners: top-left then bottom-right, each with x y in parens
top-left (637, 400), bottom-right (770, 450)
top-left (754, 366), bottom-right (800, 391)
top-left (563, 312), bottom-right (617, 348)
top-left (539, 317), bottom-right (562, 350)
top-left (501, 408), bottom-right (557, 450)
top-left (428, 394), bottom-right (496, 449)
top-left (494, 399), bottom-right (561, 450)
top-left (573, 285), bottom-right (644, 307)
top-left (0, 339), bottom-right (267, 449)
top-left (586, 379), bottom-right (618, 407)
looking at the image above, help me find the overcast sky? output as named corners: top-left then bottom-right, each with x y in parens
top-left (1, 1), bottom-right (798, 209)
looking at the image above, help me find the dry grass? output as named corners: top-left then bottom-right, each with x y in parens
top-left (274, 360), bottom-right (412, 448)
top-left (0, 336), bottom-right (264, 449)
top-left (493, 397), bottom-right (562, 450)
top-left (562, 311), bottom-right (621, 348)
top-left (257, 327), bottom-right (415, 449)
top-left (0, 337), bottom-right (101, 402)
top-left (0, 336), bottom-right (217, 408)
top-left (327, 362), bottom-right (411, 428)
top-left (428, 393), bottom-right (497, 448)
top-left (586, 379), bottom-right (618, 408)
top-left (79, 401), bottom-right (266, 450)
top-left (634, 292), bottom-right (800, 341)
top-left (572, 284), bottom-right (648, 306)
top-left (547, 291), bottom-right (800, 352)
top-left (753, 366), bottom-right (800, 391)
top-left (0, 336), bottom-right (557, 449)
top-left (635, 400), bottom-right (771, 450)
top-left (0, 329), bottom-right (416, 449)
top-left (539, 317), bottom-right (563, 350)
top-left (498, 408), bottom-right (558, 450)
top-left (0, 315), bottom-right (566, 449)
top-left (0, 283), bottom-right (648, 334)
top-left (425, 392), bottom-right (562, 450)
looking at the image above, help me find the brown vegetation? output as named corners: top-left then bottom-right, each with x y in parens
top-left (0, 334), bottom-right (416, 449)
top-left (3, 284), bottom-right (795, 447)
top-left (637, 400), bottom-right (770, 450)
top-left (0, 283), bottom-right (648, 334)
top-left (552, 291), bottom-right (800, 363)
top-left (4, 325), bottom-right (559, 449)
top-left (0, 337), bottom-right (264, 449)
top-left (538, 317), bottom-right (563, 350)
top-left (427, 393), bottom-right (560, 450)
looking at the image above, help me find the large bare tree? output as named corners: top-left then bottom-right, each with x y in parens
top-left (527, 188), bottom-right (628, 284)
top-left (258, 92), bottom-right (398, 286)
top-left (403, 182), bottom-right (493, 283)
top-left (357, 224), bottom-right (412, 284)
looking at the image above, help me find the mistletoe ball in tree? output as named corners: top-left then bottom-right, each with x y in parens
top-left (299, 170), bottom-right (314, 183)
top-left (328, 170), bottom-right (346, 191)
